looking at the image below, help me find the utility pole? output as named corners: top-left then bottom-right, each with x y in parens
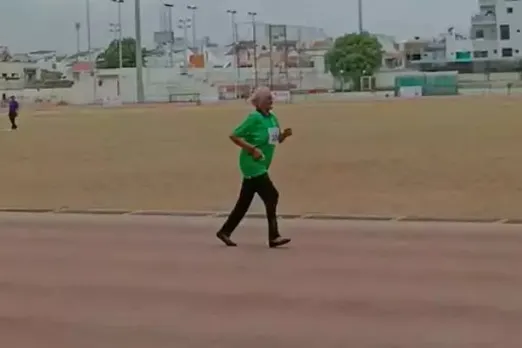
top-left (227, 9), bottom-right (239, 98)
top-left (187, 5), bottom-right (198, 51)
top-left (134, 0), bottom-right (145, 103)
top-left (164, 3), bottom-right (174, 68)
top-left (75, 22), bottom-right (81, 60)
top-left (268, 24), bottom-right (273, 89)
top-left (109, 23), bottom-right (119, 41)
top-left (357, 0), bottom-right (363, 34)
top-left (117, 0), bottom-right (123, 72)
top-left (86, 0), bottom-right (97, 103)
top-left (111, 0), bottom-right (124, 72)
top-left (109, 0), bottom-right (123, 98)
top-left (248, 11), bottom-right (258, 88)
top-left (297, 27), bottom-right (303, 89)
top-left (178, 18), bottom-right (191, 74)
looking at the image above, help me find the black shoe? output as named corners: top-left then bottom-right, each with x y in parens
top-left (216, 232), bottom-right (237, 247)
top-left (269, 237), bottom-right (291, 248)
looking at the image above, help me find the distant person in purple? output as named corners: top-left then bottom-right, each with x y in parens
top-left (8, 96), bottom-right (19, 130)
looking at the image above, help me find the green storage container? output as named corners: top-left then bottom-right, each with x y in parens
top-left (423, 73), bottom-right (458, 96)
top-left (394, 75), bottom-right (425, 96)
top-left (394, 72), bottom-right (459, 97)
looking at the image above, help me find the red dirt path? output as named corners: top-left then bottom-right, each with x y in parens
top-left (1, 213), bottom-right (521, 347)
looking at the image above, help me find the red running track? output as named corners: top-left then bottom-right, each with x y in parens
top-left (1, 213), bottom-right (522, 347)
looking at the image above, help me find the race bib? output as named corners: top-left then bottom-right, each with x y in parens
top-left (268, 127), bottom-right (280, 145)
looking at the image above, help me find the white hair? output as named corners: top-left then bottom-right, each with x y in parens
top-left (249, 86), bottom-right (272, 107)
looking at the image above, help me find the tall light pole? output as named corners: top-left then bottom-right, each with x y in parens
top-left (187, 5), bottom-right (198, 51)
top-left (134, 0), bottom-right (145, 103)
top-left (227, 9), bottom-right (239, 98)
top-left (109, 23), bottom-right (119, 41)
top-left (86, 0), bottom-right (97, 103)
top-left (75, 22), bottom-right (81, 60)
top-left (112, 0), bottom-right (124, 98)
top-left (111, 0), bottom-right (124, 72)
top-left (109, 21), bottom-right (123, 96)
top-left (178, 18), bottom-right (191, 74)
top-left (248, 11), bottom-right (258, 88)
top-left (357, 0), bottom-right (363, 34)
top-left (163, 3), bottom-right (174, 68)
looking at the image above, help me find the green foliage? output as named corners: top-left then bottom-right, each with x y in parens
top-left (325, 33), bottom-right (383, 90)
top-left (96, 37), bottom-right (147, 69)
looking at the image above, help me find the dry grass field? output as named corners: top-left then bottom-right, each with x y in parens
top-left (2, 96), bottom-right (522, 218)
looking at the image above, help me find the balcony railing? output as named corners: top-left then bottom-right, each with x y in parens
top-left (478, 0), bottom-right (497, 7)
top-left (471, 13), bottom-right (497, 25)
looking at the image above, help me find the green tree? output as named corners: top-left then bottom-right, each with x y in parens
top-left (96, 37), bottom-right (147, 69)
top-left (325, 33), bottom-right (382, 91)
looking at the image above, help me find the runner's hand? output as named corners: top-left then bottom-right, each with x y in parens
top-left (251, 147), bottom-right (264, 160)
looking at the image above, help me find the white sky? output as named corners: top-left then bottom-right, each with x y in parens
top-left (0, 0), bottom-right (478, 53)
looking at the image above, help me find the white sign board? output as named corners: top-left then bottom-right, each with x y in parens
top-left (399, 86), bottom-right (422, 98)
top-left (102, 96), bottom-right (123, 107)
top-left (271, 90), bottom-right (291, 103)
top-left (266, 24), bottom-right (287, 40)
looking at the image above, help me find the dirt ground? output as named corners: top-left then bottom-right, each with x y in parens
top-left (2, 96), bottom-right (522, 218)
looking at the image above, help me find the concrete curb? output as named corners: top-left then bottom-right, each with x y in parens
top-left (129, 210), bottom-right (215, 217)
top-left (301, 214), bottom-right (394, 221)
top-left (54, 208), bottom-right (131, 215)
top-left (212, 212), bottom-right (302, 219)
top-left (0, 207), bottom-right (522, 224)
top-left (396, 216), bottom-right (502, 224)
top-left (499, 218), bottom-right (522, 224)
top-left (0, 208), bottom-right (54, 213)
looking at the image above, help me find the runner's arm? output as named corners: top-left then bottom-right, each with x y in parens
top-left (230, 115), bottom-right (257, 154)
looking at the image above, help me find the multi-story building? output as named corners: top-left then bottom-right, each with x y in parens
top-left (470, 0), bottom-right (519, 60)
top-left (407, 0), bottom-right (522, 72)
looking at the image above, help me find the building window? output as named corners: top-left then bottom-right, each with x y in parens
top-left (500, 25), bottom-right (511, 40)
top-left (476, 29), bottom-right (484, 39)
top-left (456, 51), bottom-right (471, 60)
top-left (473, 50), bottom-right (488, 58)
top-left (502, 48), bottom-right (513, 57)
top-left (507, 7), bottom-right (513, 14)
top-left (407, 53), bottom-right (421, 61)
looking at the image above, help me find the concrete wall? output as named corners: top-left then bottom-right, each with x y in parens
top-left (0, 88), bottom-right (72, 104)
top-left (374, 70), bottom-right (522, 89)
top-left (5, 67), bottom-right (522, 106)
top-left (0, 62), bottom-right (26, 89)
top-left (88, 66), bottom-right (334, 104)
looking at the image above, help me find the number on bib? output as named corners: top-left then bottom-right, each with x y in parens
top-left (268, 127), bottom-right (280, 145)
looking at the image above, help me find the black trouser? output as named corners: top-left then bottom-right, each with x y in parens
top-left (219, 173), bottom-right (280, 240)
top-left (8, 112), bottom-right (17, 130)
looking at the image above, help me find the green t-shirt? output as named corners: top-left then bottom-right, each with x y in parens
top-left (232, 110), bottom-right (280, 178)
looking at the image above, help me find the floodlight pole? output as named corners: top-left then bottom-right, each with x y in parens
top-left (86, 0), bottom-right (97, 103)
top-left (164, 3), bottom-right (174, 68)
top-left (75, 22), bottom-right (81, 59)
top-left (227, 9), bottom-right (239, 98)
top-left (187, 5), bottom-right (198, 51)
top-left (134, 0), bottom-right (145, 103)
top-left (248, 11), bottom-right (258, 88)
top-left (358, 0), bottom-right (363, 33)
